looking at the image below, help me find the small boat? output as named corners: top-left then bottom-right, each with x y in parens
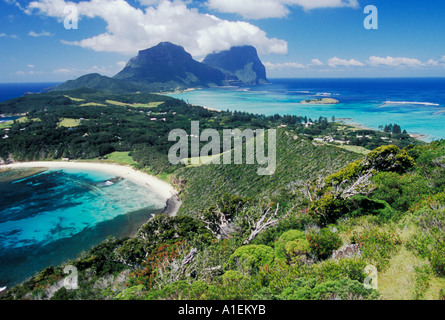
top-left (0, 286), bottom-right (6, 292)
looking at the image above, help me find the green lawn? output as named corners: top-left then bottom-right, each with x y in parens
top-left (0, 116), bottom-right (40, 129)
top-left (65, 95), bottom-right (85, 102)
top-left (89, 151), bottom-right (137, 166)
top-left (130, 102), bottom-right (165, 108)
top-left (58, 118), bottom-right (80, 128)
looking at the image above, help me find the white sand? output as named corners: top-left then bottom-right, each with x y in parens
top-left (0, 161), bottom-right (177, 201)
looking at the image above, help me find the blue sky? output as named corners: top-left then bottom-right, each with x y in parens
top-left (1, 0), bottom-right (445, 82)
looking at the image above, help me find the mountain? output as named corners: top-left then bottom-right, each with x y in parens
top-left (52, 42), bottom-right (269, 93)
top-left (51, 73), bottom-right (146, 94)
top-left (114, 42), bottom-right (234, 90)
top-left (203, 46), bottom-right (269, 85)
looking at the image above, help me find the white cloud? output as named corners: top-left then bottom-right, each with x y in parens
top-left (0, 33), bottom-right (18, 39)
top-left (328, 57), bottom-right (364, 68)
top-left (28, 30), bottom-right (53, 37)
top-left (311, 58), bottom-right (324, 66)
top-left (264, 61), bottom-right (306, 70)
top-left (206, 0), bottom-right (359, 19)
top-left (53, 68), bottom-right (72, 74)
top-left (425, 59), bottom-right (439, 66)
top-left (15, 70), bottom-right (41, 76)
top-left (27, 64), bottom-right (35, 68)
top-left (368, 56), bottom-right (424, 67)
top-left (117, 61), bottom-right (127, 68)
top-left (26, 0), bottom-right (288, 57)
top-left (53, 64), bottom-right (128, 77)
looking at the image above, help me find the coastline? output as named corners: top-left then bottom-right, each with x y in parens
top-left (337, 118), bottom-right (429, 142)
top-left (0, 161), bottom-right (181, 217)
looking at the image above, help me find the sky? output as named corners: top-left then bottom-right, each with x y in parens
top-left (1, 0), bottom-right (445, 82)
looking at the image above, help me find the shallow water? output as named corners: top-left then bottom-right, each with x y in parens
top-left (0, 167), bottom-right (166, 287)
top-left (171, 78), bottom-right (445, 142)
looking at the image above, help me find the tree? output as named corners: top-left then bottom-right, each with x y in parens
top-left (242, 204), bottom-right (281, 245)
top-left (393, 124), bottom-right (402, 135)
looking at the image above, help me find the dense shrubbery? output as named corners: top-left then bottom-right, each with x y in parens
top-left (306, 228), bottom-right (343, 260)
top-left (278, 278), bottom-right (379, 300)
top-left (351, 227), bottom-right (402, 270)
top-left (407, 201), bottom-right (445, 276)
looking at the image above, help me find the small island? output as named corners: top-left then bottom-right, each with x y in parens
top-left (300, 98), bottom-right (340, 105)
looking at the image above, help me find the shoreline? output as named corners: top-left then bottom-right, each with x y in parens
top-left (0, 161), bottom-right (181, 217)
top-left (337, 118), bottom-right (430, 142)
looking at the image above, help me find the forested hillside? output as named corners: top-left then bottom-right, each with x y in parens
top-left (1, 89), bottom-right (443, 301)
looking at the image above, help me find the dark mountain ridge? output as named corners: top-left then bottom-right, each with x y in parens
top-left (52, 42), bottom-right (269, 93)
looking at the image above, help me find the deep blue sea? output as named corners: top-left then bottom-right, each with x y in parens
top-left (0, 167), bottom-right (166, 287)
top-left (0, 82), bottom-right (61, 103)
top-left (171, 78), bottom-right (445, 142)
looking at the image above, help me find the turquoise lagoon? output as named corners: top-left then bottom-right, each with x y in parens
top-left (171, 78), bottom-right (445, 142)
top-left (0, 167), bottom-right (167, 287)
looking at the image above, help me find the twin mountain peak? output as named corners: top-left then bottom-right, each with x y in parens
top-left (55, 42), bottom-right (269, 93)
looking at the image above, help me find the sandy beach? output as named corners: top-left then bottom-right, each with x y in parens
top-left (0, 161), bottom-right (181, 216)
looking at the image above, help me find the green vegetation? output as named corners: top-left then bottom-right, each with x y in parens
top-left (0, 88), bottom-right (443, 301)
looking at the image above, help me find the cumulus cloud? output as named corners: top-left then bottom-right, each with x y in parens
top-left (368, 56), bottom-right (424, 67)
top-left (53, 65), bottom-right (119, 77)
top-left (328, 57), bottom-right (364, 68)
top-left (206, 0), bottom-right (359, 19)
top-left (310, 58), bottom-right (324, 66)
top-left (264, 61), bottom-right (306, 70)
top-left (25, 0), bottom-right (288, 57)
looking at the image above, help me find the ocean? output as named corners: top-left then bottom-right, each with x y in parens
top-left (0, 82), bottom-right (61, 103)
top-left (170, 78), bottom-right (445, 142)
top-left (0, 167), bottom-right (166, 288)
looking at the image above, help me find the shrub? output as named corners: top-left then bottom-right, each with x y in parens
top-left (274, 230), bottom-right (306, 261)
top-left (407, 205), bottom-right (445, 276)
top-left (279, 278), bottom-right (379, 300)
top-left (364, 145), bottom-right (415, 173)
top-left (228, 245), bottom-right (274, 275)
top-left (430, 243), bottom-right (445, 276)
top-left (310, 193), bottom-right (348, 226)
top-left (306, 228), bottom-right (343, 260)
top-left (371, 172), bottom-right (431, 213)
top-left (347, 195), bottom-right (396, 221)
top-left (351, 227), bottom-right (402, 270)
top-left (284, 239), bottom-right (311, 265)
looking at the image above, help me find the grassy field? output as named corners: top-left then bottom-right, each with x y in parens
top-left (105, 100), bottom-right (132, 107)
top-left (131, 102), bottom-right (165, 108)
top-left (88, 151), bottom-right (137, 166)
top-left (328, 143), bottom-right (371, 155)
top-left (79, 102), bottom-right (107, 107)
top-left (105, 100), bottom-right (164, 109)
top-left (65, 95), bottom-right (85, 102)
top-left (0, 116), bottom-right (40, 129)
top-left (58, 118), bottom-right (80, 128)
